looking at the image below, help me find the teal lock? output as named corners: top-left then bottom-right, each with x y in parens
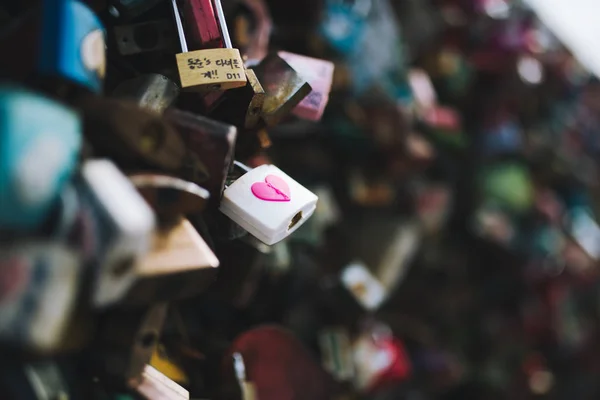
top-left (0, 88), bottom-right (81, 231)
top-left (39, 0), bottom-right (106, 93)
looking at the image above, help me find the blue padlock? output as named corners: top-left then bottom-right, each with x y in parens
top-left (39, 0), bottom-right (106, 93)
top-left (0, 87), bottom-right (81, 231)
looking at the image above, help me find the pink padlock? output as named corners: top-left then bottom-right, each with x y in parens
top-left (278, 51), bottom-right (335, 121)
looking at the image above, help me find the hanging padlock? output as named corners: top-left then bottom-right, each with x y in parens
top-left (76, 159), bottom-right (155, 308)
top-left (277, 51), bottom-right (335, 122)
top-left (39, 0), bottom-right (106, 93)
top-left (209, 68), bottom-right (266, 129)
top-left (112, 74), bottom-right (180, 114)
top-left (130, 174), bottom-right (210, 228)
top-left (113, 20), bottom-right (179, 56)
top-left (0, 87), bottom-right (81, 232)
top-left (226, 326), bottom-right (334, 400)
top-left (171, 0), bottom-right (247, 91)
top-left (0, 243), bottom-right (82, 353)
top-left (219, 161), bottom-right (318, 245)
top-left (95, 303), bottom-right (168, 385)
top-left (81, 97), bottom-right (186, 172)
top-left (166, 109), bottom-right (237, 200)
top-left (252, 53), bottom-right (312, 126)
top-left (120, 218), bottom-right (220, 306)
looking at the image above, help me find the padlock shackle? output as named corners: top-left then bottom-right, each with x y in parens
top-left (171, 0), bottom-right (189, 52)
top-left (213, 0), bottom-right (232, 48)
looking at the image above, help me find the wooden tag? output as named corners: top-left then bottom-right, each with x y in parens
top-left (176, 48), bottom-right (247, 91)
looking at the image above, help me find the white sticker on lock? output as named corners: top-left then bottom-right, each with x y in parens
top-left (219, 164), bottom-right (318, 245)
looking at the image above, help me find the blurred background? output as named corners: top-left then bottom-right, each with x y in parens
top-left (2, 0), bottom-right (600, 399)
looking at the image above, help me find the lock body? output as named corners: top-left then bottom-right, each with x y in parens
top-left (39, 0), bottom-right (106, 93)
top-left (166, 109), bottom-right (237, 200)
top-left (76, 160), bottom-right (155, 308)
top-left (176, 48), bottom-right (247, 91)
top-left (253, 54), bottom-right (312, 126)
top-left (122, 218), bottom-right (220, 305)
top-left (0, 243), bottom-right (81, 353)
top-left (220, 164), bottom-right (318, 245)
top-left (278, 51), bottom-right (335, 121)
top-left (0, 88), bottom-right (81, 231)
top-left (112, 74), bottom-right (180, 114)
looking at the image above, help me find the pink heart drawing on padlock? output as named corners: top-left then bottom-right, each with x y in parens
top-left (251, 175), bottom-right (291, 202)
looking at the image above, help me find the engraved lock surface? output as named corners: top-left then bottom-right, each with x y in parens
top-left (113, 20), bottom-right (178, 56)
top-left (122, 218), bottom-right (220, 305)
top-left (0, 243), bottom-right (82, 353)
top-left (172, 0), bottom-right (247, 91)
top-left (39, 0), bottom-right (106, 93)
top-left (112, 74), bottom-right (180, 114)
top-left (219, 164), bottom-right (318, 245)
top-left (0, 88), bottom-right (81, 232)
top-left (278, 51), bottom-right (335, 121)
top-left (82, 97), bottom-right (186, 171)
top-left (253, 54), bottom-right (312, 126)
top-left (76, 160), bottom-right (155, 308)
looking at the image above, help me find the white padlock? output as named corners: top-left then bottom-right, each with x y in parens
top-left (79, 159), bottom-right (156, 308)
top-left (219, 162), bottom-right (318, 245)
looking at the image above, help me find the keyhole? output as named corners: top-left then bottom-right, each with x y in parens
top-left (288, 211), bottom-right (303, 230)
